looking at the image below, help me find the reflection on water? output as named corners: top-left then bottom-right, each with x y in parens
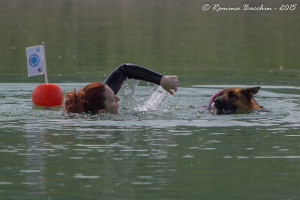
top-left (0, 82), bottom-right (300, 199)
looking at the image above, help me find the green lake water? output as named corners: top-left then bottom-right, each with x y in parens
top-left (1, 0), bottom-right (300, 199)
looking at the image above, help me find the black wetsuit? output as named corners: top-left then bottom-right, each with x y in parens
top-left (103, 63), bottom-right (163, 95)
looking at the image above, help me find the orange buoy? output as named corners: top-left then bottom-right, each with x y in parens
top-left (32, 84), bottom-right (63, 107)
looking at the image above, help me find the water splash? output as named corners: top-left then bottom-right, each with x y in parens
top-left (135, 86), bottom-right (169, 112)
top-left (118, 80), bottom-right (171, 113)
top-left (118, 79), bottom-right (140, 111)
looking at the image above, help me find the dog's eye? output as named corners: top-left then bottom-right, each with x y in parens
top-left (228, 91), bottom-right (238, 98)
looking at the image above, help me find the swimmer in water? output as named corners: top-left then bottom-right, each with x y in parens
top-left (65, 63), bottom-right (179, 114)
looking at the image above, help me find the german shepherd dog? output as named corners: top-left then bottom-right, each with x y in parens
top-left (208, 87), bottom-right (263, 115)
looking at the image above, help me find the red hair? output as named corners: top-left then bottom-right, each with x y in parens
top-left (65, 82), bottom-right (106, 114)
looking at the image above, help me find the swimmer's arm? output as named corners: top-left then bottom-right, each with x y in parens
top-left (104, 63), bottom-right (179, 95)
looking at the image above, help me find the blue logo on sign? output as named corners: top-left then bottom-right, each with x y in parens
top-left (29, 54), bottom-right (39, 67)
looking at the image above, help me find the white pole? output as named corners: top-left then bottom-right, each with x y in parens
top-left (42, 42), bottom-right (48, 84)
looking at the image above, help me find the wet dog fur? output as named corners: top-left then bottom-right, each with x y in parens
top-left (208, 87), bottom-right (262, 115)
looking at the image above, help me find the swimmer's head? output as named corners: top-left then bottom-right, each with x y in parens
top-left (65, 82), bottom-right (119, 114)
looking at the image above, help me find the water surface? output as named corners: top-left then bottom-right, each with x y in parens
top-left (1, 82), bottom-right (300, 200)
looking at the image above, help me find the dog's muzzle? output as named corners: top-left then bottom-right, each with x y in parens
top-left (213, 98), bottom-right (236, 114)
top-left (209, 90), bottom-right (237, 115)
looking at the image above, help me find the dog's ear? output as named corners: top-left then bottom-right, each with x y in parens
top-left (243, 87), bottom-right (260, 96)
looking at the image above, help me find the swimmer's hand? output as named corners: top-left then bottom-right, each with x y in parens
top-left (160, 75), bottom-right (179, 95)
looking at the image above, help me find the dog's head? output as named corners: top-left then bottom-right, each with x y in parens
top-left (208, 87), bottom-right (262, 115)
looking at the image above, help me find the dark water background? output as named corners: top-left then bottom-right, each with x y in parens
top-left (0, 0), bottom-right (300, 200)
top-left (0, 0), bottom-right (299, 84)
